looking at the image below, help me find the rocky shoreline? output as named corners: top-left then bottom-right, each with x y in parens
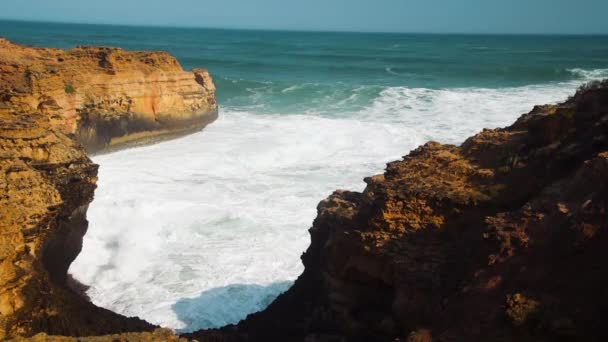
top-left (188, 81), bottom-right (608, 342)
top-left (1, 40), bottom-right (607, 342)
top-left (0, 40), bottom-right (216, 340)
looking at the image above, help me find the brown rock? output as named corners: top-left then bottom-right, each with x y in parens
top-left (505, 293), bottom-right (540, 326)
top-left (0, 105), bottom-right (155, 339)
top-left (8, 328), bottom-right (188, 342)
top-left (188, 81), bottom-right (608, 341)
top-left (0, 40), bottom-right (219, 341)
top-left (407, 329), bottom-right (432, 342)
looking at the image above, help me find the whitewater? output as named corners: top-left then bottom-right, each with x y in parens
top-left (68, 71), bottom-right (607, 332)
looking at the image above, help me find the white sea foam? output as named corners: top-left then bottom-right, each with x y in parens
top-left (281, 85), bottom-right (300, 93)
top-left (69, 71), bottom-right (605, 332)
top-left (568, 68), bottom-right (608, 79)
top-left (362, 80), bottom-right (597, 143)
top-left (385, 67), bottom-right (401, 76)
top-left (70, 111), bottom-right (425, 332)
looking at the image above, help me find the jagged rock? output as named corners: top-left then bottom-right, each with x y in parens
top-left (187, 82), bottom-right (608, 341)
top-left (0, 39), bottom-right (222, 340)
top-left (0, 105), bottom-right (155, 339)
top-left (0, 38), bottom-right (217, 153)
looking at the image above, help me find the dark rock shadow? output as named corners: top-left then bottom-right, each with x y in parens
top-left (172, 281), bottom-right (292, 333)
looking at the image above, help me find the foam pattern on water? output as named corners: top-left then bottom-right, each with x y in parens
top-left (70, 75), bottom-right (602, 332)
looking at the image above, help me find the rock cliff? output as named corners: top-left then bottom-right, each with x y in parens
top-left (187, 81), bottom-right (608, 341)
top-left (0, 40), bottom-right (218, 340)
top-left (0, 38), bottom-right (217, 153)
top-left (0, 105), bottom-right (155, 339)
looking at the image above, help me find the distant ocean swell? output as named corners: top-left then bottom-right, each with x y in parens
top-left (218, 67), bottom-right (608, 112)
top-left (219, 67), bottom-right (608, 142)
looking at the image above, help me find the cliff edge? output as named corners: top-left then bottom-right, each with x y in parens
top-left (0, 104), bottom-right (156, 339)
top-left (0, 38), bottom-right (217, 153)
top-left (0, 40), bottom-right (218, 340)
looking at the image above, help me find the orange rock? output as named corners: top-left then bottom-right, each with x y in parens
top-left (0, 107), bottom-right (155, 339)
top-left (0, 38), bottom-right (217, 152)
top-left (0, 40), bottom-right (218, 341)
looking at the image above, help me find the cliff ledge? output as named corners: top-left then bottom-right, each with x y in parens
top-left (0, 38), bottom-right (217, 153)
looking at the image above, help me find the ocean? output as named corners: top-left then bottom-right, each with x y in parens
top-left (2, 20), bottom-right (607, 331)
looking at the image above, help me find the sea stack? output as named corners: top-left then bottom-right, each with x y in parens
top-left (0, 38), bottom-right (218, 153)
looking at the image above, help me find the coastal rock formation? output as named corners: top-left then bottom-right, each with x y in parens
top-left (2, 44), bottom-right (607, 341)
top-left (0, 38), bottom-right (217, 153)
top-left (187, 81), bottom-right (608, 341)
top-left (0, 104), bottom-right (156, 339)
top-left (0, 38), bottom-right (222, 339)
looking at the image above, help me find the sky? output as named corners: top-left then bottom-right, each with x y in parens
top-left (1, 0), bottom-right (608, 34)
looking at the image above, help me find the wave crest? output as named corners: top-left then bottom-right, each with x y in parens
top-left (568, 68), bottom-right (608, 80)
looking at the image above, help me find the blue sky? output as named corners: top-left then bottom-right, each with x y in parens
top-left (2, 0), bottom-right (608, 34)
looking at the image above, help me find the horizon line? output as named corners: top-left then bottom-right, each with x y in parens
top-left (1, 17), bottom-right (608, 37)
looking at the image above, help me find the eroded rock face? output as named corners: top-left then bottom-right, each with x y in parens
top-left (0, 105), bottom-right (156, 339)
top-left (188, 82), bottom-right (608, 341)
top-left (0, 40), bottom-right (220, 341)
top-left (0, 38), bottom-right (217, 153)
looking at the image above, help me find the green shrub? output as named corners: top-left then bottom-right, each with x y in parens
top-left (64, 84), bottom-right (76, 94)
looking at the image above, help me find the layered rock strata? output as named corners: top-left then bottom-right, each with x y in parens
top-left (0, 40), bottom-right (219, 340)
top-left (0, 106), bottom-right (154, 339)
top-left (0, 38), bottom-right (217, 153)
top-left (188, 81), bottom-right (608, 341)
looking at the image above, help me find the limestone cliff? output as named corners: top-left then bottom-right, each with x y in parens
top-left (0, 104), bottom-right (156, 339)
top-left (0, 38), bottom-right (217, 153)
top-left (188, 81), bottom-right (608, 341)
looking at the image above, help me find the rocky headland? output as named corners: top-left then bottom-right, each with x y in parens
top-left (0, 102), bottom-right (155, 339)
top-left (0, 40), bottom-right (218, 340)
top-left (1, 41), bottom-right (607, 342)
top-left (0, 38), bottom-right (217, 153)
top-left (187, 81), bottom-right (608, 342)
